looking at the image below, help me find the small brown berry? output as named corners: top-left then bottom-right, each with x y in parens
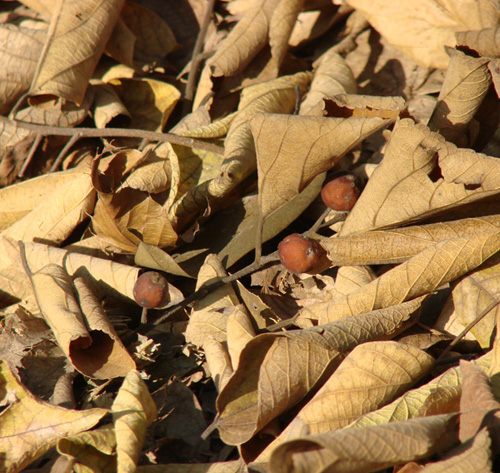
top-left (133, 271), bottom-right (169, 309)
top-left (321, 175), bottom-right (360, 211)
top-left (278, 233), bottom-right (325, 274)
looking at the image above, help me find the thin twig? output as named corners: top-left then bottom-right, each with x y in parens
top-left (18, 132), bottom-right (43, 177)
top-left (150, 252), bottom-right (280, 327)
top-left (183, 0), bottom-right (217, 115)
top-left (0, 115), bottom-right (225, 155)
top-left (436, 284), bottom-right (500, 362)
top-left (50, 132), bottom-right (82, 172)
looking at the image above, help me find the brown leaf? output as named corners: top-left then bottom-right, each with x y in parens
top-left (0, 23), bottom-right (45, 114)
top-left (215, 297), bottom-right (425, 445)
top-left (344, 0), bottom-right (500, 69)
top-left (206, 0), bottom-right (282, 78)
top-left (456, 27), bottom-right (500, 58)
top-left (340, 119), bottom-right (500, 236)
top-left (428, 48), bottom-right (491, 146)
top-left (269, 414), bottom-right (458, 473)
top-left (32, 0), bottom-right (125, 105)
top-left (298, 230), bottom-right (500, 326)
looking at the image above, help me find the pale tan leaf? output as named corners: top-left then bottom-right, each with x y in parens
top-left (112, 371), bottom-right (157, 473)
top-left (344, 0), bottom-right (500, 69)
top-left (110, 78), bottom-right (181, 132)
top-left (0, 360), bottom-right (107, 473)
top-left (349, 354), bottom-right (491, 428)
top-left (269, 414), bottom-right (458, 473)
top-left (0, 23), bottom-right (45, 114)
top-left (135, 242), bottom-right (194, 278)
top-left (428, 48), bottom-right (491, 146)
top-left (254, 95), bottom-right (404, 219)
top-left (215, 297), bottom-right (425, 445)
top-left (208, 71), bottom-right (312, 199)
top-left (333, 265), bottom-right (377, 296)
top-left (278, 341), bottom-right (434, 437)
top-left (435, 252), bottom-right (500, 349)
top-left (0, 166), bottom-right (86, 231)
top-left (340, 119), bottom-right (500, 236)
top-left (2, 167), bottom-right (95, 244)
top-left (419, 428), bottom-right (492, 473)
top-left (207, 0), bottom-right (281, 78)
top-left (321, 215), bottom-right (500, 268)
top-left (218, 174), bottom-right (324, 268)
top-left (456, 27), bottom-right (500, 58)
top-left (92, 188), bottom-right (178, 254)
top-left (226, 305), bottom-right (256, 370)
top-left (298, 230), bottom-right (500, 326)
top-left (32, 0), bottom-right (125, 104)
top-left (204, 337), bottom-right (234, 392)
top-left (300, 49), bottom-right (357, 116)
top-left (27, 262), bottom-right (91, 353)
top-left (174, 111), bottom-right (236, 139)
top-left (185, 255), bottom-right (240, 348)
top-left (91, 82), bottom-right (131, 129)
top-left (2, 238), bottom-right (180, 306)
top-left (57, 424), bottom-right (116, 473)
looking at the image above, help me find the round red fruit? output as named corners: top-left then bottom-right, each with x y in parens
top-left (278, 233), bottom-right (325, 274)
top-left (133, 271), bottom-right (169, 309)
top-left (321, 175), bottom-right (360, 211)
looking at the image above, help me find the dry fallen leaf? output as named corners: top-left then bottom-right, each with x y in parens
top-left (0, 360), bottom-right (107, 473)
top-left (269, 413), bottom-right (458, 473)
top-left (112, 370), bottom-right (157, 473)
top-left (215, 297), bottom-right (425, 445)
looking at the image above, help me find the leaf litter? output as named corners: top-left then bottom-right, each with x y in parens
top-left (2, 1), bottom-right (500, 472)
